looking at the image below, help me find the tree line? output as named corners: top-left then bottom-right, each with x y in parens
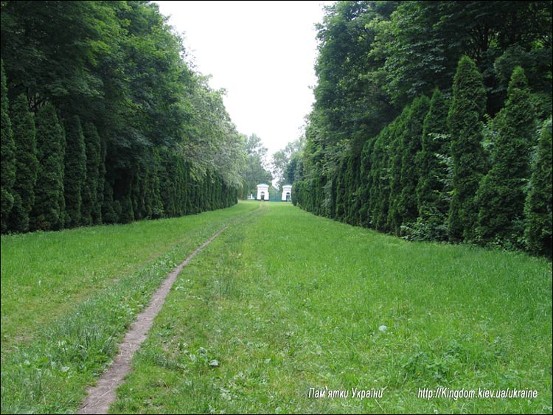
top-left (1, 1), bottom-right (245, 234)
top-left (291, 1), bottom-right (552, 257)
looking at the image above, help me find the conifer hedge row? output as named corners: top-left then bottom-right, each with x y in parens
top-left (1, 65), bottom-right (238, 233)
top-left (1, 1), bottom-right (241, 234)
top-left (294, 57), bottom-right (552, 258)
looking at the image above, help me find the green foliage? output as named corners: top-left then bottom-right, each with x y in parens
top-left (294, 1), bottom-right (551, 256)
top-left (271, 137), bottom-right (304, 189)
top-left (388, 95), bottom-right (430, 235)
top-left (30, 103), bottom-right (65, 231)
top-left (476, 67), bottom-right (537, 247)
top-left (376, 2), bottom-right (457, 106)
top-left (447, 56), bottom-right (487, 242)
top-left (63, 115), bottom-right (87, 228)
top-left (365, 130), bottom-right (388, 231)
top-left (284, 152), bottom-right (303, 188)
top-left (144, 148), bottom-right (164, 219)
top-left (8, 94), bottom-right (38, 232)
top-left (0, 1), bottom-right (243, 234)
top-left (1, 1), bottom-right (111, 111)
top-left (413, 89), bottom-right (451, 241)
top-left (1, 59), bottom-right (16, 232)
top-left (81, 122), bottom-right (102, 226)
top-left (315, 1), bottom-right (397, 144)
top-left (525, 118), bottom-right (552, 258)
top-left (377, 1), bottom-right (552, 113)
top-left (241, 134), bottom-right (272, 199)
top-left (101, 181), bottom-right (118, 224)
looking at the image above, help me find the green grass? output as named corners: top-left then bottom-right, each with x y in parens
top-left (110, 203), bottom-right (552, 414)
top-left (0, 202), bottom-right (259, 413)
top-left (1, 202), bottom-right (551, 413)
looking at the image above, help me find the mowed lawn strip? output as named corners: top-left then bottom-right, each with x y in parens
top-left (0, 202), bottom-right (258, 414)
top-left (111, 203), bottom-right (551, 414)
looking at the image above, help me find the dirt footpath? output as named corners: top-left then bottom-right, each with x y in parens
top-left (78, 227), bottom-right (226, 414)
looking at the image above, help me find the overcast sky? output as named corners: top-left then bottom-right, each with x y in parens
top-left (155, 1), bottom-right (331, 157)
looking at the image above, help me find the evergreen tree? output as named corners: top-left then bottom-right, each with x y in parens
top-left (151, 148), bottom-right (164, 218)
top-left (334, 156), bottom-right (347, 221)
top-left (396, 95), bottom-right (430, 235)
top-left (357, 138), bottom-right (374, 228)
top-left (476, 67), bottom-right (536, 247)
top-left (96, 133), bottom-right (107, 225)
top-left (131, 166), bottom-right (145, 221)
top-left (81, 122), bottom-right (101, 226)
top-left (1, 59), bottom-right (16, 233)
top-left (344, 152), bottom-right (361, 225)
top-left (414, 88), bottom-right (450, 240)
top-left (9, 94), bottom-right (38, 232)
top-left (524, 118), bottom-right (552, 257)
top-left (119, 192), bottom-right (134, 224)
top-left (388, 96), bottom-right (429, 235)
top-left (30, 103), bottom-right (65, 231)
top-left (63, 115), bottom-right (87, 228)
top-left (369, 124), bottom-right (395, 232)
top-left (101, 180), bottom-right (118, 224)
top-left (387, 102), bottom-right (414, 234)
top-left (447, 56), bottom-right (487, 242)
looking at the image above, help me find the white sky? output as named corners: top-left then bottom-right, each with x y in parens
top-left (155, 1), bottom-right (331, 157)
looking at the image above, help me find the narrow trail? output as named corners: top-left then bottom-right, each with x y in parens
top-left (77, 226), bottom-right (227, 414)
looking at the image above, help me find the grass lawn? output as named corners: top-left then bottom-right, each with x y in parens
top-left (107, 202), bottom-right (552, 414)
top-left (0, 202), bottom-right (259, 413)
top-left (1, 201), bottom-right (551, 413)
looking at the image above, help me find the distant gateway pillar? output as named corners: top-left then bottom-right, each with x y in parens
top-left (256, 183), bottom-right (269, 201)
top-left (281, 184), bottom-right (292, 201)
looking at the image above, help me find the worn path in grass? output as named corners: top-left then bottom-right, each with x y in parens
top-left (0, 202), bottom-right (260, 414)
top-left (1, 202), bottom-right (257, 353)
top-left (77, 203), bottom-right (266, 414)
top-left (78, 226), bottom-right (227, 414)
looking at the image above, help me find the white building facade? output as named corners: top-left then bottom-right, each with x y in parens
top-left (256, 184), bottom-right (269, 201)
top-left (281, 184), bottom-right (292, 201)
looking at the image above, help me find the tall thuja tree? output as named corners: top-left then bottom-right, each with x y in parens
top-left (344, 151), bottom-right (361, 225)
top-left (524, 118), bottom-right (552, 258)
top-left (386, 112), bottom-right (407, 233)
top-left (30, 103), bottom-right (65, 231)
top-left (395, 95), bottom-right (430, 235)
top-left (334, 155), bottom-right (347, 221)
top-left (101, 180), bottom-right (118, 224)
top-left (476, 67), bottom-right (536, 247)
top-left (81, 122), bottom-right (101, 226)
top-left (447, 56), bottom-right (487, 242)
top-left (1, 59), bottom-right (16, 233)
top-left (387, 98), bottom-right (427, 235)
top-left (63, 115), bottom-right (87, 228)
top-left (149, 148), bottom-right (164, 218)
top-left (357, 137), bottom-right (375, 228)
top-left (96, 132), bottom-right (107, 225)
top-left (370, 116), bottom-right (407, 232)
top-left (8, 94), bottom-right (38, 233)
top-left (414, 88), bottom-right (450, 240)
